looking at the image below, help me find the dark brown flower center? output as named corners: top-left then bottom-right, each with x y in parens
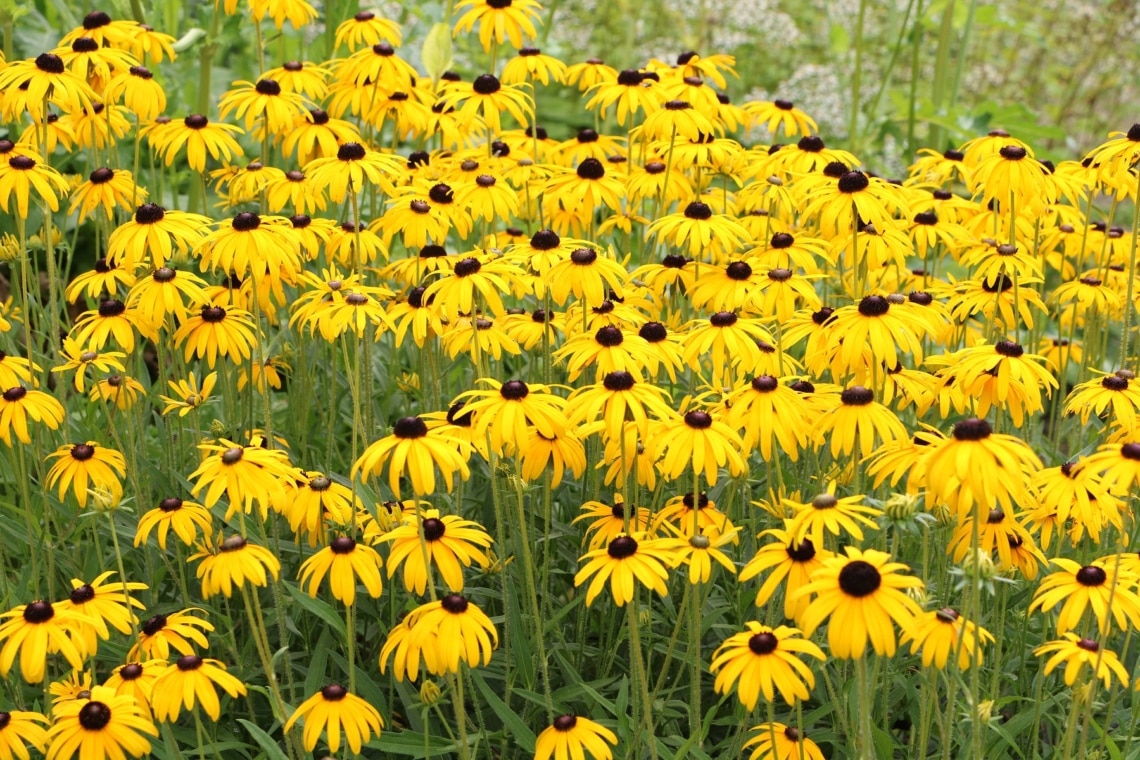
top-left (553, 714), bottom-right (578, 731)
top-left (1076, 566), bottom-right (1107, 586)
top-left (999, 145), bottom-right (1027, 161)
top-left (321, 683), bottom-right (348, 700)
top-left (608, 535), bottom-right (638, 558)
top-left (142, 614), bottom-right (167, 635)
top-left (201, 306), bottom-right (227, 323)
top-left (577, 158), bottom-right (605, 180)
top-left (570, 248), bottom-right (597, 265)
top-left (840, 386), bottom-right (874, 405)
top-left (71, 443), bottom-right (96, 461)
top-left (709, 311), bottom-right (737, 327)
top-left (23, 600), bottom-right (54, 623)
top-left (748, 632), bottom-right (778, 654)
top-left (952, 418), bottom-right (992, 441)
top-left (684, 202), bottom-right (712, 220)
top-left (119, 663), bottom-right (143, 680)
top-left (176, 655), bottom-right (203, 671)
top-left (254, 78), bottom-right (281, 96)
top-left (786, 538), bottom-right (816, 562)
top-left (684, 410), bottom-right (713, 429)
top-left (837, 559), bottom-right (881, 597)
top-left (2, 386), bottom-right (28, 402)
top-left (393, 416), bottom-right (428, 438)
top-left (472, 74), bottom-right (501, 95)
top-left (441, 594), bottom-right (469, 613)
top-left (78, 701), bottom-right (112, 730)
top-left (135, 203), bottom-right (166, 224)
top-left (500, 380), bottom-right (529, 400)
top-left (159, 497), bottom-right (183, 512)
top-left (838, 171), bottom-right (869, 193)
top-left (35, 53), bottom-right (65, 74)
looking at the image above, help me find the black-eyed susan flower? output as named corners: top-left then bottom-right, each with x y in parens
top-left (379, 615), bottom-right (438, 682)
top-left (172, 305), bottom-right (259, 369)
top-left (744, 98), bottom-right (818, 138)
top-left (785, 489), bottom-right (881, 549)
top-left (0, 351), bottom-right (39, 390)
top-left (47, 685), bottom-right (158, 759)
top-left (919, 417), bottom-right (1041, 519)
top-left (1029, 558), bottom-right (1140, 634)
top-left (219, 78), bottom-right (308, 135)
top-left (455, 379), bottom-right (568, 455)
top-left (415, 594), bottom-right (498, 673)
top-left (376, 509), bottom-right (492, 595)
top-left (666, 529), bottom-right (739, 584)
top-left (188, 439), bottom-right (294, 521)
top-left (680, 312), bottom-right (776, 388)
top-left (648, 201), bottom-right (747, 261)
top-left (150, 655), bottom-right (246, 722)
top-left (902, 608), bottom-right (994, 670)
top-left (66, 256), bottom-right (136, 304)
top-left (335, 10), bottom-right (402, 50)
top-left (453, 0), bottom-right (541, 51)
top-left (574, 533), bottom-right (676, 606)
top-left (353, 416), bottom-right (471, 498)
top-left (0, 708), bottom-right (49, 758)
top-left (124, 266), bottom-right (209, 330)
top-left (71, 299), bottom-right (151, 353)
top-left (44, 443), bottom-right (126, 509)
top-left (812, 386), bottom-right (907, 460)
top-left (103, 661), bottom-right (166, 720)
top-left (1065, 371), bottom-right (1140, 433)
top-left (0, 53), bottom-right (96, 120)
top-left (129, 609), bottom-right (212, 662)
top-left (0, 386), bottom-right (65, 446)
top-left (826, 295), bottom-right (925, 378)
top-left (566, 370), bottom-right (674, 442)
top-left (574, 497), bottom-right (653, 551)
top-left (655, 408), bottom-right (746, 485)
top-left (709, 623), bottom-right (824, 708)
top-left (281, 109), bottom-right (362, 165)
top-left (298, 536), bottom-right (383, 606)
top-left (281, 472), bottom-right (359, 542)
top-left (739, 525), bottom-right (831, 622)
top-left (152, 115), bottom-right (244, 172)
top-left (158, 372), bottom-right (216, 417)
top-left (0, 154), bottom-right (69, 217)
top-left (794, 547), bottom-right (923, 658)
top-left (534, 715), bottom-right (617, 760)
top-left (442, 74), bottom-right (533, 136)
top-left (725, 375), bottom-right (810, 460)
top-left (106, 203), bottom-right (209, 269)
top-left (103, 65), bottom-right (165, 121)
top-left (191, 534), bottom-right (282, 599)
top-left (544, 246), bottom-right (627, 308)
top-left (0, 600), bottom-right (86, 683)
top-left (135, 498), bottom-right (212, 549)
top-left (45, 339), bottom-right (121, 394)
top-left (89, 374), bottom-right (145, 411)
top-left (57, 572), bottom-right (145, 658)
top-left (305, 142), bottom-right (403, 202)
top-left (68, 167), bottom-right (138, 223)
top-left (742, 723), bottom-right (826, 760)
top-left (1034, 635), bottom-right (1129, 689)
top-left (969, 143), bottom-right (1050, 210)
top-left (284, 684), bottom-right (384, 755)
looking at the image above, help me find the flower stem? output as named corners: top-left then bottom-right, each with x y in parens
top-left (511, 464), bottom-right (554, 721)
top-left (627, 596), bottom-right (659, 760)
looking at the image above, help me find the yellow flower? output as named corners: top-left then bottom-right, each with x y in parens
top-left (284, 685), bottom-right (384, 754)
top-left (534, 715), bottom-right (617, 760)
top-left (298, 536), bottom-right (384, 606)
top-left (159, 372), bottom-right (217, 417)
top-left (150, 655), bottom-right (247, 722)
top-left (709, 623), bottom-right (825, 708)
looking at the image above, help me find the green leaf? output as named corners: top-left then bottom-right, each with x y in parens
top-left (469, 670), bottom-right (537, 751)
top-left (172, 28), bottom-right (207, 52)
top-left (237, 719), bottom-right (289, 760)
top-left (284, 582), bottom-right (346, 638)
top-left (366, 729), bottom-right (464, 757)
top-left (421, 22), bottom-right (453, 84)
